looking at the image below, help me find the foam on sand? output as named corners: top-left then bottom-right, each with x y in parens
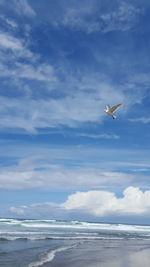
top-left (28, 246), bottom-right (72, 267)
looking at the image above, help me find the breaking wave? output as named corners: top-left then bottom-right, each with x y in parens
top-left (0, 218), bottom-right (150, 232)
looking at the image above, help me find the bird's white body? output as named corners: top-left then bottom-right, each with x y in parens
top-left (104, 104), bottom-right (122, 119)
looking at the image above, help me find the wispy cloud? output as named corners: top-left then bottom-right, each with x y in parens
top-left (0, 7), bottom-right (147, 133)
top-left (0, 74), bottom-right (126, 132)
top-left (0, 32), bottom-right (24, 51)
top-left (0, 155), bottom-right (144, 190)
top-left (1, 62), bottom-right (57, 82)
top-left (0, 29), bottom-right (57, 103)
top-left (48, 1), bottom-right (142, 33)
top-left (0, 24), bottom-right (134, 133)
top-left (77, 133), bottom-right (120, 139)
top-left (9, 202), bottom-right (60, 218)
top-left (129, 117), bottom-right (150, 123)
top-left (100, 2), bottom-right (141, 33)
top-left (0, 31), bottom-right (36, 63)
top-left (11, 0), bottom-right (36, 17)
top-left (0, 15), bottom-right (18, 29)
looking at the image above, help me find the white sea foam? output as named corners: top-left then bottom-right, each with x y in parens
top-left (0, 231), bottom-right (51, 235)
top-left (1, 235), bottom-right (150, 242)
top-left (0, 219), bottom-right (21, 225)
top-left (28, 246), bottom-right (71, 267)
top-left (1, 218), bottom-right (150, 232)
top-left (21, 222), bottom-right (150, 232)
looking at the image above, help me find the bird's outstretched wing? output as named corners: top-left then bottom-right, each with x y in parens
top-left (109, 104), bottom-right (122, 113)
top-left (106, 105), bottom-right (111, 109)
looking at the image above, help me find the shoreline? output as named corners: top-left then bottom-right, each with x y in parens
top-left (40, 239), bottom-right (150, 267)
top-left (1, 218), bottom-right (150, 267)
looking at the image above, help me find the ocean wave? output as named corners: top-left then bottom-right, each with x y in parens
top-left (19, 222), bottom-right (150, 232)
top-left (1, 218), bottom-right (150, 232)
top-left (0, 236), bottom-right (114, 241)
top-left (28, 246), bottom-right (72, 267)
top-left (0, 219), bottom-right (21, 225)
top-left (1, 234), bottom-right (150, 242)
top-left (0, 237), bottom-right (30, 241)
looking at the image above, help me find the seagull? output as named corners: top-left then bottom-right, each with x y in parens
top-left (104, 104), bottom-right (122, 119)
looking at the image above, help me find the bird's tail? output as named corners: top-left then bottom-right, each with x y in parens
top-left (112, 114), bottom-right (116, 119)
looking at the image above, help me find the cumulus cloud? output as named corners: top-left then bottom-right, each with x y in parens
top-left (10, 187), bottom-right (150, 218)
top-left (62, 187), bottom-right (150, 216)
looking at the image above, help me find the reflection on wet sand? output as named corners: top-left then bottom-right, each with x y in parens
top-left (91, 248), bottom-right (150, 267)
top-left (129, 248), bottom-right (150, 267)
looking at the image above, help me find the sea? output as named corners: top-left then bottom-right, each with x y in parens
top-left (0, 218), bottom-right (150, 267)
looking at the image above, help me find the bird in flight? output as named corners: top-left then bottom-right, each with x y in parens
top-left (104, 104), bottom-right (122, 119)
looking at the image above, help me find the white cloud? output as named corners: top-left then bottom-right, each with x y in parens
top-left (0, 17), bottom-right (146, 134)
top-left (77, 133), bottom-right (120, 139)
top-left (0, 30), bottom-right (58, 101)
top-left (0, 13), bottom-right (147, 133)
top-left (0, 0), bottom-right (35, 17)
top-left (0, 154), bottom-right (142, 190)
top-left (0, 75), bottom-right (127, 132)
top-left (0, 32), bottom-right (35, 61)
top-left (0, 15), bottom-right (18, 29)
top-left (12, 0), bottom-right (36, 17)
top-left (10, 206), bottom-right (26, 215)
top-left (5, 62), bottom-right (57, 82)
top-left (129, 73), bottom-right (150, 86)
top-left (129, 117), bottom-right (150, 124)
top-left (10, 202), bottom-right (63, 218)
top-left (0, 32), bottom-right (24, 51)
top-left (100, 2), bottom-right (141, 33)
top-left (62, 187), bottom-right (150, 216)
top-left (60, 3), bottom-right (100, 33)
top-left (9, 187), bottom-right (150, 218)
top-left (49, 1), bottom-right (141, 33)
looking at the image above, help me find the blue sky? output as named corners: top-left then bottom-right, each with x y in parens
top-left (0, 0), bottom-right (150, 224)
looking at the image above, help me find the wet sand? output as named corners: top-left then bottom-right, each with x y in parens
top-left (42, 239), bottom-right (150, 267)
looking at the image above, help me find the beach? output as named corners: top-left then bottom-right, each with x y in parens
top-left (0, 219), bottom-right (150, 267)
top-left (44, 239), bottom-right (150, 267)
